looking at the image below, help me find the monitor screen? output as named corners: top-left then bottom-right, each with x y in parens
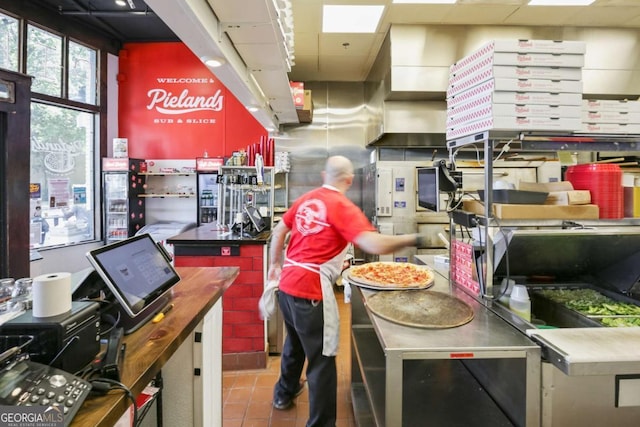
top-left (417, 167), bottom-right (440, 212)
top-left (86, 234), bottom-right (180, 320)
top-left (244, 205), bottom-right (266, 233)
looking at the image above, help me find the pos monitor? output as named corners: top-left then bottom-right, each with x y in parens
top-left (86, 234), bottom-right (180, 334)
top-left (416, 167), bottom-right (440, 212)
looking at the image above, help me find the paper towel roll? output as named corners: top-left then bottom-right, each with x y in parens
top-left (32, 272), bottom-right (72, 318)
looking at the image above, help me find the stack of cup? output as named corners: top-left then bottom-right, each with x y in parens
top-left (509, 285), bottom-right (531, 321)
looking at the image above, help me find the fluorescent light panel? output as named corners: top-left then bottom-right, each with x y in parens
top-left (322, 5), bottom-right (385, 33)
top-left (528, 0), bottom-right (595, 5)
top-left (393, 0), bottom-right (457, 4)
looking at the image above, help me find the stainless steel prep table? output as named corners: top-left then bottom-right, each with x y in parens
top-left (350, 259), bottom-right (541, 427)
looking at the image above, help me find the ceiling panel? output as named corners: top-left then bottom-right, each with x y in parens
top-left (20, 0), bottom-right (640, 127)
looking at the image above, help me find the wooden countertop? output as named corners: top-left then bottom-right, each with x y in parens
top-left (167, 225), bottom-right (271, 245)
top-left (71, 266), bottom-right (239, 427)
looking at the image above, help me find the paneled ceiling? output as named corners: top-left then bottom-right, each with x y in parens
top-left (21, 0), bottom-right (640, 128)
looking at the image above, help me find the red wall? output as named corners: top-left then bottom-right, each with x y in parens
top-left (118, 42), bottom-right (267, 159)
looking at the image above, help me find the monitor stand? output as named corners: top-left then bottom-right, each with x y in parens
top-left (117, 295), bottom-right (172, 335)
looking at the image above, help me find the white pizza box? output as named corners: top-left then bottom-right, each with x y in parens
top-left (447, 103), bottom-right (581, 127)
top-left (446, 116), bottom-right (582, 140)
top-left (583, 99), bottom-right (640, 113)
top-left (450, 40), bottom-right (585, 74)
top-left (450, 51), bottom-right (584, 78)
top-left (449, 62), bottom-right (582, 87)
top-left (447, 79), bottom-right (582, 109)
top-left (448, 76), bottom-right (582, 98)
top-left (490, 39), bottom-right (587, 55)
top-left (580, 122), bottom-right (640, 134)
top-left (581, 110), bottom-right (640, 124)
top-left (448, 97), bottom-right (581, 119)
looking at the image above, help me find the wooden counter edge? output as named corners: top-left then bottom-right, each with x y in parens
top-left (71, 266), bottom-right (239, 427)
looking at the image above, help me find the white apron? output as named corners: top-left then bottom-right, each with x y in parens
top-left (282, 245), bottom-right (350, 357)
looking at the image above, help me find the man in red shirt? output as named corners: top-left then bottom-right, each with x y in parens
top-left (267, 155), bottom-right (426, 426)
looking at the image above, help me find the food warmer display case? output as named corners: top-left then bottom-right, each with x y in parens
top-left (487, 227), bottom-right (640, 426)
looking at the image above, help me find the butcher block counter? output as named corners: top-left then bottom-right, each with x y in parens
top-left (349, 260), bottom-right (541, 427)
top-left (72, 266), bottom-right (239, 427)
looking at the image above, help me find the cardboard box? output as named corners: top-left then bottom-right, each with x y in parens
top-left (446, 115), bottom-right (582, 140)
top-left (447, 79), bottom-right (582, 109)
top-left (518, 181), bottom-right (591, 205)
top-left (297, 90), bottom-right (313, 123)
top-left (545, 191), bottom-right (592, 205)
top-left (449, 64), bottom-right (582, 87)
top-left (581, 110), bottom-right (640, 124)
top-left (580, 122), bottom-right (640, 134)
top-left (450, 40), bottom-right (586, 75)
top-left (447, 103), bottom-right (580, 127)
top-left (462, 199), bottom-right (599, 219)
top-left (290, 81), bottom-right (304, 109)
top-left (450, 51), bottom-right (584, 77)
top-left (624, 187), bottom-right (640, 217)
top-left (583, 99), bottom-right (640, 113)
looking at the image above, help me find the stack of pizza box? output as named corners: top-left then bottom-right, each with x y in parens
top-left (580, 99), bottom-right (640, 134)
top-left (446, 39), bottom-right (586, 141)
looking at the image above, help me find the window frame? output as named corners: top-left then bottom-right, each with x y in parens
top-left (0, 7), bottom-right (110, 250)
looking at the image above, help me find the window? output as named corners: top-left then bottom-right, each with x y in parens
top-left (27, 25), bottom-right (63, 97)
top-left (69, 40), bottom-right (97, 105)
top-left (0, 12), bottom-right (18, 71)
top-left (14, 21), bottom-right (99, 249)
top-left (30, 104), bottom-right (95, 247)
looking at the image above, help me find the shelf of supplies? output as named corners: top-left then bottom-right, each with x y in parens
top-left (448, 131), bottom-right (640, 152)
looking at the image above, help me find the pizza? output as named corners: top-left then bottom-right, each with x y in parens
top-left (347, 262), bottom-right (434, 290)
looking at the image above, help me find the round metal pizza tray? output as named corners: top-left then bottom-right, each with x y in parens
top-left (343, 266), bottom-right (435, 291)
top-left (365, 290), bottom-right (474, 329)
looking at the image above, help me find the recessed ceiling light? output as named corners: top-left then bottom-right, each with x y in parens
top-left (322, 5), bottom-right (385, 33)
top-left (202, 56), bottom-right (226, 68)
top-left (528, 0), bottom-right (595, 5)
top-left (115, 0), bottom-right (127, 6)
top-left (393, 0), bottom-right (457, 4)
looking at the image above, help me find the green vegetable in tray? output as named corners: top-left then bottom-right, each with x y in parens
top-left (536, 288), bottom-right (640, 328)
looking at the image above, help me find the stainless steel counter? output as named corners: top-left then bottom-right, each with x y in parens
top-left (350, 258), bottom-right (541, 427)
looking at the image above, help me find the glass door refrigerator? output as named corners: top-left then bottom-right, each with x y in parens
top-left (195, 157), bottom-right (224, 226)
top-left (102, 158), bottom-right (146, 244)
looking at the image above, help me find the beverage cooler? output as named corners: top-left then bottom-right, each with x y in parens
top-left (195, 157), bottom-right (224, 226)
top-left (102, 158), bottom-right (146, 244)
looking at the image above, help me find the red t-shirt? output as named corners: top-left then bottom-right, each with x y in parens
top-left (279, 186), bottom-right (375, 300)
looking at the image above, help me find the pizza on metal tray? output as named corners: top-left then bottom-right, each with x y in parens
top-left (347, 262), bottom-right (434, 290)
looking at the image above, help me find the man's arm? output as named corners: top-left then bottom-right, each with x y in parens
top-left (268, 220), bottom-right (290, 281)
top-left (353, 231), bottom-right (421, 255)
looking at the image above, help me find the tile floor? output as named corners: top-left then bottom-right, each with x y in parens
top-left (222, 289), bottom-right (356, 427)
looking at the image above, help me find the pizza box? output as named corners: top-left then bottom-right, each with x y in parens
top-left (447, 63), bottom-right (582, 95)
top-left (448, 76), bottom-right (582, 98)
top-left (450, 40), bottom-right (585, 74)
top-left (447, 103), bottom-right (580, 127)
top-left (449, 62), bottom-right (582, 88)
top-left (446, 116), bottom-right (582, 140)
top-left (447, 79), bottom-right (582, 108)
top-left (583, 99), bottom-right (640, 113)
top-left (490, 39), bottom-right (587, 55)
top-left (450, 51), bottom-right (585, 77)
top-left (581, 110), bottom-right (640, 124)
top-left (580, 122), bottom-right (640, 134)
